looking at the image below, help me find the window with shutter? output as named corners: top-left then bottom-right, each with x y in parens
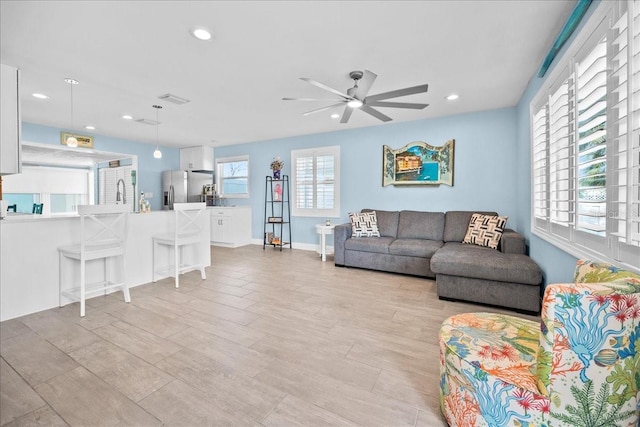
top-left (530, 0), bottom-right (640, 273)
top-left (291, 146), bottom-right (340, 217)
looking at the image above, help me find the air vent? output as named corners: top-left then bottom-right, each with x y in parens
top-left (134, 118), bottom-right (159, 125)
top-left (158, 93), bottom-right (190, 105)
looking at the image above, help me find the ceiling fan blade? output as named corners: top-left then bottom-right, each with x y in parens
top-left (353, 69), bottom-right (377, 100)
top-left (301, 77), bottom-right (352, 99)
top-left (340, 106), bottom-right (354, 124)
top-left (366, 101), bottom-right (429, 110)
top-left (360, 105), bottom-right (393, 122)
top-left (282, 97), bottom-right (344, 101)
top-left (365, 84), bottom-right (429, 102)
top-left (303, 103), bottom-right (345, 116)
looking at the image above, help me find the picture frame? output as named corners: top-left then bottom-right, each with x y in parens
top-left (60, 132), bottom-right (94, 148)
top-left (382, 139), bottom-right (454, 186)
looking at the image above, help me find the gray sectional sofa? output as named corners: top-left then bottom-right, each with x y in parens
top-left (334, 209), bottom-right (543, 313)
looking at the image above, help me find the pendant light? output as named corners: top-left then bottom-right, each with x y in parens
top-left (64, 78), bottom-right (79, 147)
top-left (152, 104), bottom-right (163, 159)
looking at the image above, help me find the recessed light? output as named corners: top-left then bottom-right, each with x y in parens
top-left (191, 27), bottom-right (212, 41)
top-left (85, 125), bottom-right (95, 130)
top-left (446, 94), bottom-right (459, 101)
top-left (122, 114), bottom-right (133, 120)
top-left (32, 93), bottom-right (49, 99)
top-left (330, 113), bottom-right (340, 119)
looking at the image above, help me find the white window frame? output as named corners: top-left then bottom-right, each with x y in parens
top-left (216, 155), bottom-right (249, 198)
top-left (291, 145), bottom-right (340, 217)
top-left (530, 0), bottom-right (640, 273)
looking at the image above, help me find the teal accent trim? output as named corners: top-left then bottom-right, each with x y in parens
top-left (537, 0), bottom-right (593, 78)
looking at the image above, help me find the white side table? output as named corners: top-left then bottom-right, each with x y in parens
top-left (315, 224), bottom-right (335, 262)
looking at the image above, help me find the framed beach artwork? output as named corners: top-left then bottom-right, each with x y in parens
top-left (382, 139), bottom-right (454, 186)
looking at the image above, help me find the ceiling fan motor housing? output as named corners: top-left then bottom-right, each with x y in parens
top-left (349, 70), bottom-right (364, 81)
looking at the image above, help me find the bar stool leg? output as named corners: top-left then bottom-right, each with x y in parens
top-left (152, 239), bottom-right (157, 283)
top-left (80, 259), bottom-right (86, 317)
top-left (122, 255), bottom-right (130, 303)
top-left (58, 252), bottom-right (63, 307)
top-left (174, 245), bottom-right (180, 288)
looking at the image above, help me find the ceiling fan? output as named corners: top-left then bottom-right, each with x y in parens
top-left (283, 69), bottom-right (429, 124)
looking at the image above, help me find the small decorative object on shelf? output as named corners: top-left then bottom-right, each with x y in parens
top-left (274, 183), bottom-right (282, 201)
top-left (270, 157), bottom-right (284, 179)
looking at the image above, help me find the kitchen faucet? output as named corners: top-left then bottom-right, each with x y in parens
top-left (116, 178), bottom-right (126, 204)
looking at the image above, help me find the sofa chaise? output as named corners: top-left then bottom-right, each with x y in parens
top-left (334, 209), bottom-right (543, 313)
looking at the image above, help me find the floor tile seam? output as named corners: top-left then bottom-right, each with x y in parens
top-left (256, 392), bottom-right (287, 425)
top-left (0, 402), bottom-right (52, 427)
top-left (66, 337), bottom-right (183, 391)
top-left (250, 344), bottom-right (380, 393)
top-left (248, 312), bottom-right (336, 335)
top-left (0, 356), bottom-right (52, 415)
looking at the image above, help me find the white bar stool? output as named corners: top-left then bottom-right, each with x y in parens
top-left (152, 202), bottom-right (206, 288)
top-left (58, 204), bottom-right (131, 317)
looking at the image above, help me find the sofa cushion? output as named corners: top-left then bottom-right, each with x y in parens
top-left (389, 239), bottom-right (444, 258)
top-left (444, 211), bottom-right (498, 242)
top-left (349, 211), bottom-right (380, 237)
top-left (431, 242), bottom-right (542, 285)
top-left (397, 211), bottom-right (445, 240)
top-left (362, 209), bottom-right (399, 237)
top-left (463, 213), bottom-right (508, 250)
top-left (344, 236), bottom-right (395, 254)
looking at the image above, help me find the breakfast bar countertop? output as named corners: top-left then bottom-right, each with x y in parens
top-left (0, 209), bottom-right (211, 321)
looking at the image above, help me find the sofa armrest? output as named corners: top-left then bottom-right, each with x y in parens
top-left (333, 223), bottom-right (352, 265)
top-left (500, 229), bottom-right (526, 254)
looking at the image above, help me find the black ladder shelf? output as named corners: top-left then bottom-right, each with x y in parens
top-left (263, 175), bottom-right (292, 251)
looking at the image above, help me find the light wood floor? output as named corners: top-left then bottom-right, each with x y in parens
top-left (1, 245), bottom-right (539, 426)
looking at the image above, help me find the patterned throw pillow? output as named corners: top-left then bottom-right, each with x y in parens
top-left (349, 211), bottom-right (380, 237)
top-left (463, 213), bottom-right (507, 249)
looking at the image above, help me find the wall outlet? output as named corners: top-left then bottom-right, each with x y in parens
top-left (144, 192), bottom-right (153, 199)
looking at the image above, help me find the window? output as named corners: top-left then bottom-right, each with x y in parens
top-left (531, 0), bottom-right (640, 272)
top-left (216, 156), bottom-right (249, 198)
top-left (291, 146), bottom-right (340, 217)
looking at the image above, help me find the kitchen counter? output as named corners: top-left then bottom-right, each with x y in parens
top-left (0, 209), bottom-right (211, 321)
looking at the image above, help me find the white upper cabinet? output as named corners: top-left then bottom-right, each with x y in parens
top-left (0, 64), bottom-right (21, 176)
top-left (180, 146), bottom-right (214, 171)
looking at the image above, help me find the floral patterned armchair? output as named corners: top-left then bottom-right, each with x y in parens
top-left (439, 260), bottom-right (640, 426)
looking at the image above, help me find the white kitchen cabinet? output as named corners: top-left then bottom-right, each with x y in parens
top-left (180, 146), bottom-right (214, 171)
top-left (209, 206), bottom-right (251, 247)
top-left (0, 64), bottom-right (21, 175)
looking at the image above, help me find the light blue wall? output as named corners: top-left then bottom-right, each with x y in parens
top-left (22, 122), bottom-right (180, 211)
top-left (214, 108), bottom-right (519, 245)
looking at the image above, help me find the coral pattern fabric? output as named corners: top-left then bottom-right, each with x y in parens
top-left (440, 260), bottom-right (640, 427)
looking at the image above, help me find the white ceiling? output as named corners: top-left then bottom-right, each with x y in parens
top-left (0, 1), bottom-right (576, 149)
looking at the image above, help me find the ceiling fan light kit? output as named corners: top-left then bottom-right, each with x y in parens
top-left (283, 69), bottom-right (429, 124)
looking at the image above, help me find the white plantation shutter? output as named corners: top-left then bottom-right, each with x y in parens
top-left (295, 156), bottom-right (314, 209)
top-left (531, 0), bottom-right (640, 273)
top-left (549, 78), bottom-right (573, 238)
top-left (291, 146), bottom-right (340, 217)
top-left (575, 35), bottom-right (607, 250)
top-left (532, 104), bottom-right (549, 230)
top-left (611, 0), bottom-right (640, 265)
top-left (99, 166), bottom-right (133, 205)
top-left (316, 155), bottom-right (335, 209)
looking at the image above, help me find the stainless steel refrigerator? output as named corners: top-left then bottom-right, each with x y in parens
top-left (162, 170), bottom-right (213, 210)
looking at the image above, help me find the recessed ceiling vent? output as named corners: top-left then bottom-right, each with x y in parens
top-left (158, 93), bottom-right (190, 105)
top-left (135, 118), bottom-right (159, 125)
